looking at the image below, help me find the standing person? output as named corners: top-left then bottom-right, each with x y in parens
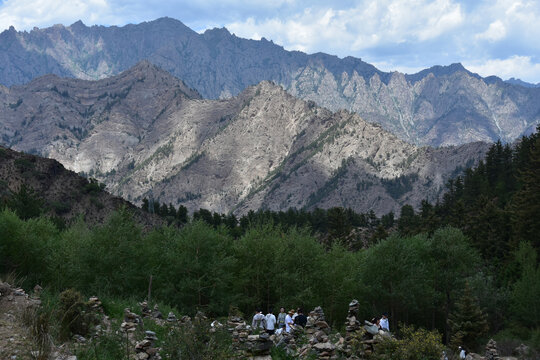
top-left (265, 308), bottom-right (277, 335)
top-left (277, 307), bottom-right (287, 329)
top-left (294, 308), bottom-right (307, 328)
top-left (292, 308), bottom-right (299, 321)
top-left (285, 309), bottom-right (295, 333)
top-left (252, 309), bottom-right (266, 329)
top-left (379, 313), bottom-right (389, 331)
top-left (459, 346), bottom-right (466, 359)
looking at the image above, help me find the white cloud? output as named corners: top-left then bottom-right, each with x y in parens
top-left (476, 20), bottom-right (506, 42)
top-left (0, 0), bottom-right (124, 31)
top-left (227, 0), bottom-right (465, 54)
top-left (465, 56), bottom-right (540, 83)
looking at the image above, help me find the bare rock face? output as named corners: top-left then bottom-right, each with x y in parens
top-left (0, 18), bottom-right (538, 146)
top-left (0, 63), bottom-right (489, 216)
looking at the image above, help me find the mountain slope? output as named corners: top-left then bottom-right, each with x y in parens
top-left (0, 18), bottom-right (538, 146)
top-left (0, 63), bottom-right (488, 215)
top-left (0, 145), bottom-right (161, 227)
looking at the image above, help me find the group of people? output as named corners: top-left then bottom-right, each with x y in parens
top-left (251, 307), bottom-right (308, 335)
top-left (371, 313), bottom-right (390, 331)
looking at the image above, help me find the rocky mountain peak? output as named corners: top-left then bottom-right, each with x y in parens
top-left (0, 18), bottom-right (537, 147)
top-left (0, 64), bottom-right (490, 215)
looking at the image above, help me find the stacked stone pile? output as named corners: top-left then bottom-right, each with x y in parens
top-left (166, 311), bottom-right (177, 323)
top-left (305, 306), bottom-right (331, 336)
top-left (513, 343), bottom-right (531, 359)
top-left (245, 332), bottom-right (273, 357)
top-left (134, 330), bottom-right (161, 360)
top-left (121, 308), bottom-right (142, 333)
top-left (179, 315), bottom-right (192, 325)
top-left (297, 306), bottom-right (340, 359)
top-left (139, 301), bottom-right (151, 317)
top-left (343, 299), bottom-right (366, 357)
top-left (229, 316), bottom-right (250, 353)
top-left (485, 339), bottom-right (501, 360)
top-left (88, 296), bottom-right (103, 313)
top-left (32, 284), bottom-right (43, 298)
top-left (228, 314), bottom-right (273, 357)
top-left (152, 304), bottom-right (163, 319)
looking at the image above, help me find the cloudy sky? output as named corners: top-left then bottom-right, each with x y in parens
top-left (0, 0), bottom-right (539, 83)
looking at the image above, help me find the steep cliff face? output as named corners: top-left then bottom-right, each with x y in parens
top-left (0, 63), bottom-right (488, 215)
top-left (0, 18), bottom-right (538, 146)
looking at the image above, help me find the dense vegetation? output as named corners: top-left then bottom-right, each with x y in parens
top-left (1, 127), bottom-right (539, 356)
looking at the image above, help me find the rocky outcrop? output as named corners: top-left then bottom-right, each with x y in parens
top-left (0, 64), bottom-right (489, 216)
top-left (0, 18), bottom-right (538, 146)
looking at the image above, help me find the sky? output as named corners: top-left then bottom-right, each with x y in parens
top-left (0, 0), bottom-right (539, 83)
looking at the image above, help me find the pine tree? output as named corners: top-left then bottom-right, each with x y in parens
top-left (512, 135), bottom-right (540, 251)
top-left (448, 282), bottom-right (489, 351)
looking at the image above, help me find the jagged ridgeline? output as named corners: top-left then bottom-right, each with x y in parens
top-left (0, 18), bottom-right (539, 146)
top-left (0, 62), bottom-right (489, 216)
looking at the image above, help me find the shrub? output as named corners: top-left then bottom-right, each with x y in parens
top-left (374, 325), bottom-right (444, 360)
top-left (160, 319), bottom-right (234, 359)
top-left (58, 289), bottom-right (96, 339)
top-left (22, 306), bottom-right (52, 360)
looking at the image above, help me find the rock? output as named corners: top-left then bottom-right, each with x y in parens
top-left (313, 342), bottom-right (336, 352)
top-left (485, 339), bottom-right (501, 360)
top-left (466, 354), bottom-right (485, 360)
top-left (513, 343), bottom-right (530, 358)
top-left (151, 304), bottom-right (163, 319)
top-left (72, 334), bottom-right (87, 343)
top-left (145, 330), bottom-right (158, 341)
top-left (166, 311), bottom-right (177, 322)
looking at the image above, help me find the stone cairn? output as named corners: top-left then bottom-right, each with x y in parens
top-left (121, 308), bottom-right (142, 335)
top-left (139, 301), bottom-right (151, 317)
top-left (166, 311), bottom-right (177, 323)
top-left (343, 299), bottom-right (366, 357)
top-left (228, 314), bottom-right (273, 358)
top-left (298, 306), bottom-right (339, 359)
top-left (88, 296), bottom-right (104, 313)
top-left (485, 339), bottom-right (501, 360)
top-left (134, 330), bottom-right (161, 360)
top-left (152, 304), bottom-right (163, 319)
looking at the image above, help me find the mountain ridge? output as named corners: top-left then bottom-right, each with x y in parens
top-left (1, 17), bottom-right (538, 146)
top-left (0, 62), bottom-right (489, 215)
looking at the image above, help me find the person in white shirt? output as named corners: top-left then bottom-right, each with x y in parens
top-left (459, 346), bottom-right (466, 359)
top-left (265, 308), bottom-right (277, 335)
top-left (285, 309), bottom-right (295, 333)
top-left (379, 313), bottom-right (389, 331)
top-left (251, 309), bottom-right (266, 329)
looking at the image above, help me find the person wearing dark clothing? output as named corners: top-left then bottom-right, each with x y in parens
top-left (293, 308), bottom-right (307, 327)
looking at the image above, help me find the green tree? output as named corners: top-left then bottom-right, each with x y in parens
top-left (512, 135), bottom-right (540, 251)
top-left (6, 184), bottom-right (43, 220)
top-left (448, 282), bottom-right (489, 351)
top-left (162, 221), bottom-right (236, 314)
top-left (427, 227), bottom-right (481, 341)
top-left (360, 233), bottom-right (432, 330)
top-left (511, 242), bottom-right (540, 328)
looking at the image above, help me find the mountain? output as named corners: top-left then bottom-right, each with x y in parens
top-left (0, 18), bottom-right (538, 146)
top-left (0, 144), bottom-right (162, 227)
top-left (0, 62), bottom-right (488, 215)
top-left (505, 77), bottom-right (540, 88)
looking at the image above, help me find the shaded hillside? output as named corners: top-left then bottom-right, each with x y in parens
top-left (0, 62), bottom-right (488, 215)
top-left (0, 18), bottom-right (538, 145)
top-left (0, 146), bottom-right (161, 227)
